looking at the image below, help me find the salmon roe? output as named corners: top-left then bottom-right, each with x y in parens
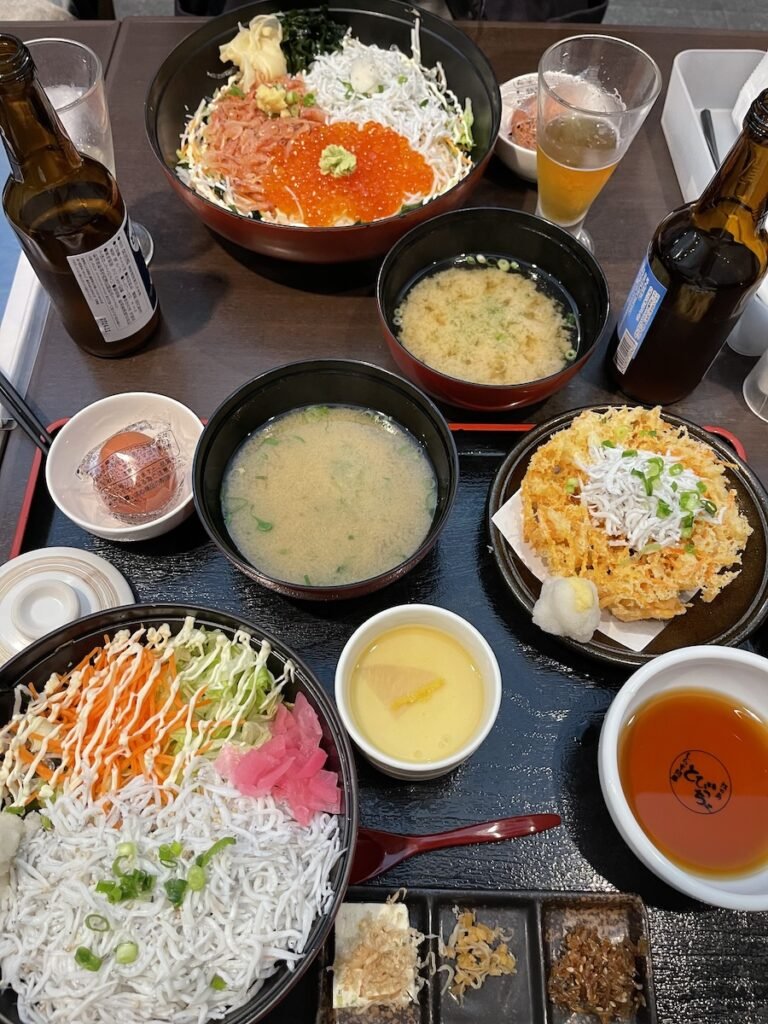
top-left (260, 121), bottom-right (435, 226)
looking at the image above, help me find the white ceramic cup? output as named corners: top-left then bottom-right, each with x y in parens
top-left (335, 603), bottom-right (502, 780)
top-left (598, 645), bottom-right (768, 911)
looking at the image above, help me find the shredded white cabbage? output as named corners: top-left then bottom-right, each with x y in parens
top-left (0, 761), bottom-right (341, 1024)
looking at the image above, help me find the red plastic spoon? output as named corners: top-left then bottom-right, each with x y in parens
top-left (350, 813), bottom-right (562, 885)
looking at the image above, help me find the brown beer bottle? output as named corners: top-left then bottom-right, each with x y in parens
top-left (0, 34), bottom-right (159, 358)
top-left (609, 89), bottom-right (768, 404)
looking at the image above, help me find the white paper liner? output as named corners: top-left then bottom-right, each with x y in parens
top-left (491, 491), bottom-right (671, 653)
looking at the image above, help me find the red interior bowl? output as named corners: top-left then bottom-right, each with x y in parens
top-left (145, 0), bottom-right (501, 263)
top-left (376, 207), bottom-right (611, 411)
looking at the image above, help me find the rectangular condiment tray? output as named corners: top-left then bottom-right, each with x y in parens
top-left (268, 886), bottom-right (657, 1024)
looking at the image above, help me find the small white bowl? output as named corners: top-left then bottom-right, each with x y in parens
top-left (46, 392), bottom-right (203, 542)
top-left (335, 604), bottom-right (502, 780)
top-left (495, 73), bottom-right (538, 183)
top-left (599, 645), bottom-right (768, 911)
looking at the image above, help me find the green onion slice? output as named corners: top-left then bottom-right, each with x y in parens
top-left (211, 975), bottom-right (227, 991)
top-left (646, 456), bottom-right (664, 478)
top-left (196, 837), bottom-right (236, 869)
top-left (656, 499), bottom-right (672, 519)
top-left (640, 542), bottom-right (662, 555)
top-left (696, 481), bottom-right (707, 493)
top-left (621, 449), bottom-right (637, 458)
top-left (680, 491), bottom-right (700, 512)
top-left (158, 841), bottom-right (183, 867)
top-left (85, 914), bottom-right (110, 933)
top-left (631, 468), bottom-right (653, 496)
top-left (164, 878), bottom-right (188, 908)
top-left (75, 947), bottom-right (103, 972)
top-left (115, 941), bottom-right (139, 965)
top-left (701, 498), bottom-right (717, 516)
top-left (669, 463), bottom-right (684, 476)
top-left (564, 477), bottom-right (578, 494)
top-left (187, 865), bottom-right (206, 892)
top-left (684, 542), bottom-right (696, 554)
top-left (601, 439), bottom-right (616, 448)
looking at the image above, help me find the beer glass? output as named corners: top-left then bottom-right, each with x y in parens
top-left (536, 35), bottom-right (661, 250)
top-left (27, 39), bottom-right (154, 264)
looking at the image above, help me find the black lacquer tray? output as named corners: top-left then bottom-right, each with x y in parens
top-left (5, 422), bottom-right (768, 1024)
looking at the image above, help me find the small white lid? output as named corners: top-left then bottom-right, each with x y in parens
top-left (0, 547), bottom-right (134, 664)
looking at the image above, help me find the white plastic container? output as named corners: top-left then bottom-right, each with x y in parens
top-left (661, 49), bottom-right (768, 357)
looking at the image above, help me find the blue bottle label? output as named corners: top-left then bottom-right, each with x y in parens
top-left (614, 255), bottom-right (667, 374)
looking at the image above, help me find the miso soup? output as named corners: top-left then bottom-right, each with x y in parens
top-left (221, 404), bottom-right (437, 587)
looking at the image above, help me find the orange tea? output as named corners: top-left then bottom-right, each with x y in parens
top-left (618, 688), bottom-right (768, 877)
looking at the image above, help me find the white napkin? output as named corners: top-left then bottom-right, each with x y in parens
top-left (732, 52), bottom-right (768, 130)
top-left (491, 491), bottom-right (672, 654)
top-left (0, 257), bottom-right (47, 425)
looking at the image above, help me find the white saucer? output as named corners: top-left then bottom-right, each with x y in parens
top-left (0, 547), bottom-right (134, 665)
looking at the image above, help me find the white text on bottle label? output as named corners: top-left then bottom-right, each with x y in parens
top-left (66, 213), bottom-right (156, 343)
top-left (614, 256), bottom-right (667, 374)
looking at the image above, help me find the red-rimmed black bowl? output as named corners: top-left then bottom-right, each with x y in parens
top-left (487, 407), bottom-right (768, 668)
top-left (193, 359), bottom-right (459, 600)
top-left (0, 603), bottom-right (358, 1024)
top-left (145, 0), bottom-right (501, 263)
top-left (376, 207), bottom-right (611, 411)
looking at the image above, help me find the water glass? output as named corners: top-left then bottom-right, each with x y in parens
top-left (743, 347), bottom-right (768, 422)
top-left (536, 35), bottom-right (662, 249)
top-left (27, 38), bottom-right (153, 264)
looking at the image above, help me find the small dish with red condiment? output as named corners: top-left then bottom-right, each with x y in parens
top-left (495, 73), bottom-right (538, 183)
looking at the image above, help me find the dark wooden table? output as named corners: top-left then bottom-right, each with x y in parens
top-left (1, 17), bottom-right (767, 1024)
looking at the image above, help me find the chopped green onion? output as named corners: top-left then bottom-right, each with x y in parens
top-left (640, 429), bottom-right (658, 438)
top-left (196, 837), bottom-right (236, 870)
top-left (701, 498), bottom-right (717, 516)
top-left (564, 347), bottom-right (577, 360)
top-left (671, 482), bottom-right (678, 492)
top-left (564, 477), bottom-right (578, 494)
top-left (646, 456), bottom-right (664, 478)
top-left (621, 449), bottom-right (637, 458)
top-left (302, 92), bottom-right (316, 106)
top-left (210, 975), bottom-right (227, 991)
top-left (115, 941), bottom-right (139, 965)
top-left (96, 869), bottom-right (155, 904)
top-left (187, 865), bottom-right (206, 892)
top-left (158, 841), bottom-right (183, 868)
top-left (656, 499), bottom-right (672, 518)
top-left (681, 526), bottom-right (693, 539)
top-left (601, 439), bottom-right (616, 448)
top-left (85, 914), bottom-right (110, 933)
top-left (164, 878), bottom-right (188, 908)
top-left (75, 947), bottom-right (103, 972)
top-left (641, 543), bottom-right (662, 555)
top-left (227, 84), bottom-right (244, 98)
top-left (669, 463), bottom-right (684, 476)
top-left (684, 542), bottom-right (696, 554)
top-left (40, 814), bottom-right (52, 831)
top-left (631, 468), bottom-right (653, 496)
top-left (3, 805), bottom-right (24, 815)
top-left (680, 491), bottom-right (700, 512)
top-left (696, 481), bottom-right (707, 493)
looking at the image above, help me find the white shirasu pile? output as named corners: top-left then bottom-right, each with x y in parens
top-left (0, 761), bottom-right (341, 1024)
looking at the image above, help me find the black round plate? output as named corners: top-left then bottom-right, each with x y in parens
top-left (0, 603), bottom-right (358, 1024)
top-left (487, 407), bottom-right (768, 668)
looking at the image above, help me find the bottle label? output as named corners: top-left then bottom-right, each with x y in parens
top-left (613, 256), bottom-right (667, 375)
top-left (66, 213), bottom-right (157, 343)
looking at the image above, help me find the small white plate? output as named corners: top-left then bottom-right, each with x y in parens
top-left (0, 547), bottom-right (134, 665)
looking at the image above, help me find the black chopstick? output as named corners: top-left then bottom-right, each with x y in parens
top-left (700, 108), bottom-right (720, 168)
top-left (0, 368), bottom-right (52, 454)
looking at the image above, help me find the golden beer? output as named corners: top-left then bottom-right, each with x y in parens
top-left (537, 113), bottom-right (620, 227)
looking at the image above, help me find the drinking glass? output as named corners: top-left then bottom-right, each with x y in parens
top-left (536, 35), bottom-right (662, 250)
top-left (743, 346), bottom-right (768, 422)
top-left (27, 39), bottom-right (154, 265)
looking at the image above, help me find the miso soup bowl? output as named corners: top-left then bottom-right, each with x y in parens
top-left (193, 360), bottom-right (459, 601)
top-left (598, 646), bottom-right (768, 911)
top-left (335, 603), bottom-right (502, 780)
top-left (376, 207), bottom-right (610, 411)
